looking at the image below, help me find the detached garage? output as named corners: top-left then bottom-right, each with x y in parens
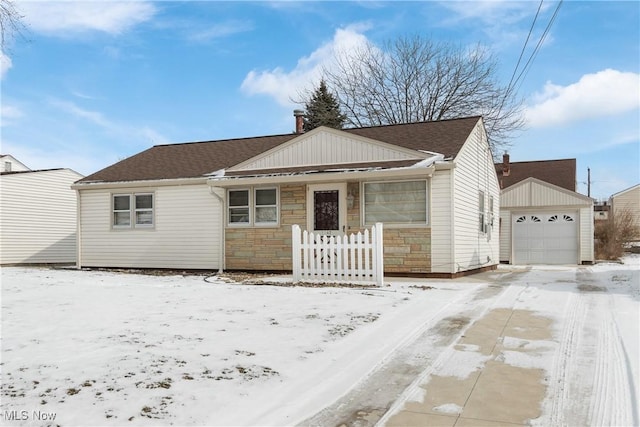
top-left (499, 177), bottom-right (594, 265)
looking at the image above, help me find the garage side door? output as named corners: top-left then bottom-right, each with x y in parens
top-left (512, 212), bottom-right (578, 264)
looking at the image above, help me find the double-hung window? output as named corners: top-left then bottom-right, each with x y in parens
top-left (488, 195), bottom-right (494, 228)
top-left (363, 180), bottom-right (427, 225)
top-left (479, 190), bottom-right (487, 233)
top-left (228, 187), bottom-right (278, 226)
top-left (255, 188), bottom-right (277, 225)
top-left (112, 193), bottom-right (154, 228)
top-left (228, 190), bottom-right (250, 224)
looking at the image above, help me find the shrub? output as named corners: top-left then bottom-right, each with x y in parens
top-left (595, 208), bottom-right (640, 260)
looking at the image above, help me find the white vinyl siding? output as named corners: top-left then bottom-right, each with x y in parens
top-left (446, 121), bottom-right (500, 274)
top-left (579, 206), bottom-right (594, 262)
top-left (500, 178), bottom-right (594, 264)
top-left (230, 128), bottom-right (421, 172)
top-left (0, 169), bottom-right (83, 264)
top-left (611, 185), bottom-right (640, 228)
top-left (430, 169), bottom-right (453, 273)
top-left (363, 180), bottom-right (427, 225)
top-left (499, 210), bottom-right (511, 262)
top-left (79, 184), bottom-right (221, 269)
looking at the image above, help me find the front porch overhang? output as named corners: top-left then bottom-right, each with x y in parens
top-left (206, 164), bottom-right (441, 188)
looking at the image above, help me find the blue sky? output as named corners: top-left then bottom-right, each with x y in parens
top-left (1, 0), bottom-right (638, 200)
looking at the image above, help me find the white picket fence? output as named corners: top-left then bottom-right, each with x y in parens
top-left (291, 223), bottom-right (384, 286)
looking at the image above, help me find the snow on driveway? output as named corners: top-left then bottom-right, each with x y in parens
top-left (0, 267), bottom-right (483, 426)
top-left (1, 257), bottom-right (638, 427)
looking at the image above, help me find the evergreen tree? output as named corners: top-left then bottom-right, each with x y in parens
top-left (303, 80), bottom-right (346, 132)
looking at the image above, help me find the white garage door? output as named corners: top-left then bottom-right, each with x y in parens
top-left (512, 212), bottom-right (578, 264)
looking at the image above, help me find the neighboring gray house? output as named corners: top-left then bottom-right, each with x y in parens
top-left (0, 165), bottom-right (84, 265)
top-left (496, 156), bottom-right (594, 265)
top-left (73, 116), bottom-right (500, 277)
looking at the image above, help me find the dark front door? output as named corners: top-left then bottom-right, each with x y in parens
top-left (314, 190), bottom-right (339, 231)
top-left (307, 183), bottom-right (346, 235)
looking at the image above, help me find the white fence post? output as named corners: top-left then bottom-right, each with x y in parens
top-left (292, 224), bottom-right (301, 282)
top-left (373, 222), bottom-right (384, 286)
top-left (291, 223), bottom-right (385, 285)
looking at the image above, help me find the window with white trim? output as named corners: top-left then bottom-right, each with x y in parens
top-left (228, 189), bottom-right (250, 224)
top-left (489, 195), bottom-right (494, 228)
top-left (255, 188), bottom-right (277, 224)
top-left (112, 193), bottom-right (154, 228)
top-left (363, 180), bottom-right (427, 225)
top-left (228, 187), bottom-right (278, 226)
top-left (479, 190), bottom-right (487, 233)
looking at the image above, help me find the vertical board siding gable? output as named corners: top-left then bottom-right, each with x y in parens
top-left (230, 130), bottom-right (421, 172)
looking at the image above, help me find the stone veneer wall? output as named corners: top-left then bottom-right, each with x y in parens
top-left (225, 182), bottom-right (431, 273)
top-left (382, 228), bottom-right (431, 273)
top-left (225, 184), bottom-right (305, 270)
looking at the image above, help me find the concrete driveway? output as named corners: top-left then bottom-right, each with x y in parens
top-left (301, 259), bottom-right (639, 427)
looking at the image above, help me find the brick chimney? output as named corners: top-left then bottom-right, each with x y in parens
top-left (502, 152), bottom-right (510, 177)
top-left (293, 109), bottom-right (305, 134)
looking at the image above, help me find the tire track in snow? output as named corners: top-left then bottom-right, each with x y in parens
top-left (587, 293), bottom-right (634, 427)
top-left (542, 289), bottom-right (586, 426)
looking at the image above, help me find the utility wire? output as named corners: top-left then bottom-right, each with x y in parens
top-left (489, 0), bottom-right (545, 136)
top-left (513, 0), bottom-right (564, 93)
top-left (489, 0), bottom-right (564, 137)
top-left (505, 0), bottom-right (544, 96)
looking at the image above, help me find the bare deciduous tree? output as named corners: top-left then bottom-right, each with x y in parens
top-left (323, 35), bottom-right (524, 154)
top-left (0, 0), bottom-right (25, 50)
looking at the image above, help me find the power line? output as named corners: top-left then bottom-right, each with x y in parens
top-left (489, 0), bottom-right (563, 136)
top-left (513, 0), bottom-right (564, 93)
top-left (505, 0), bottom-right (544, 96)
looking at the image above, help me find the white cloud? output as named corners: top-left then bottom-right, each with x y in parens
top-left (18, 1), bottom-right (156, 35)
top-left (241, 24), bottom-right (371, 106)
top-left (49, 99), bottom-right (112, 128)
top-left (1, 51), bottom-right (12, 78)
top-left (1, 104), bottom-right (23, 119)
top-left (439, 1), bottom-right (540, 25)
top-left (48, 98), bottom-right (169, 149)
top-left (526, 69), bottom-right (640, 128)
top-left (189, 20), bottom-right (254, 42)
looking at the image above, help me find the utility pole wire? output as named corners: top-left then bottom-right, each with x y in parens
top-left (506, 0), bottom-right (544, 96)
top-left (489, 0), bottom-right (563, 137)
top-left (513, 0), bottom-right (564, 93)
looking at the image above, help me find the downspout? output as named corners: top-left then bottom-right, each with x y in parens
top-left (75, 189), bottom-right (82, 270)
top-left (209, 186), bottom-right (225, 274)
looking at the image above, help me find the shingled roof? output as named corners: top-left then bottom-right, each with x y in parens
top-left (78, 116), bottom-right (481, 184)
top-left (496, 158), bottom-right (576, 191)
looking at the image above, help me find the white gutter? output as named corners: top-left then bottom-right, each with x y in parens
top-left (75, 189), bottom-right (82, 270)
top-left (72, 176), bottom-right (208, 190)
top-left (207, 162), bottom-right (441, 188)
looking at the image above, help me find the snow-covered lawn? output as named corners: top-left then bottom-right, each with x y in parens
top-left (0, 267), bottom-right (483, 426)
top-left (1, 257), bottom-right (638, 426)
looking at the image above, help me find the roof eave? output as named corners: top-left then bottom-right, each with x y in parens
top-left (207, 165), bottom-right (437, 188)
top-left (72, 176), bottom-right (208, 190)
